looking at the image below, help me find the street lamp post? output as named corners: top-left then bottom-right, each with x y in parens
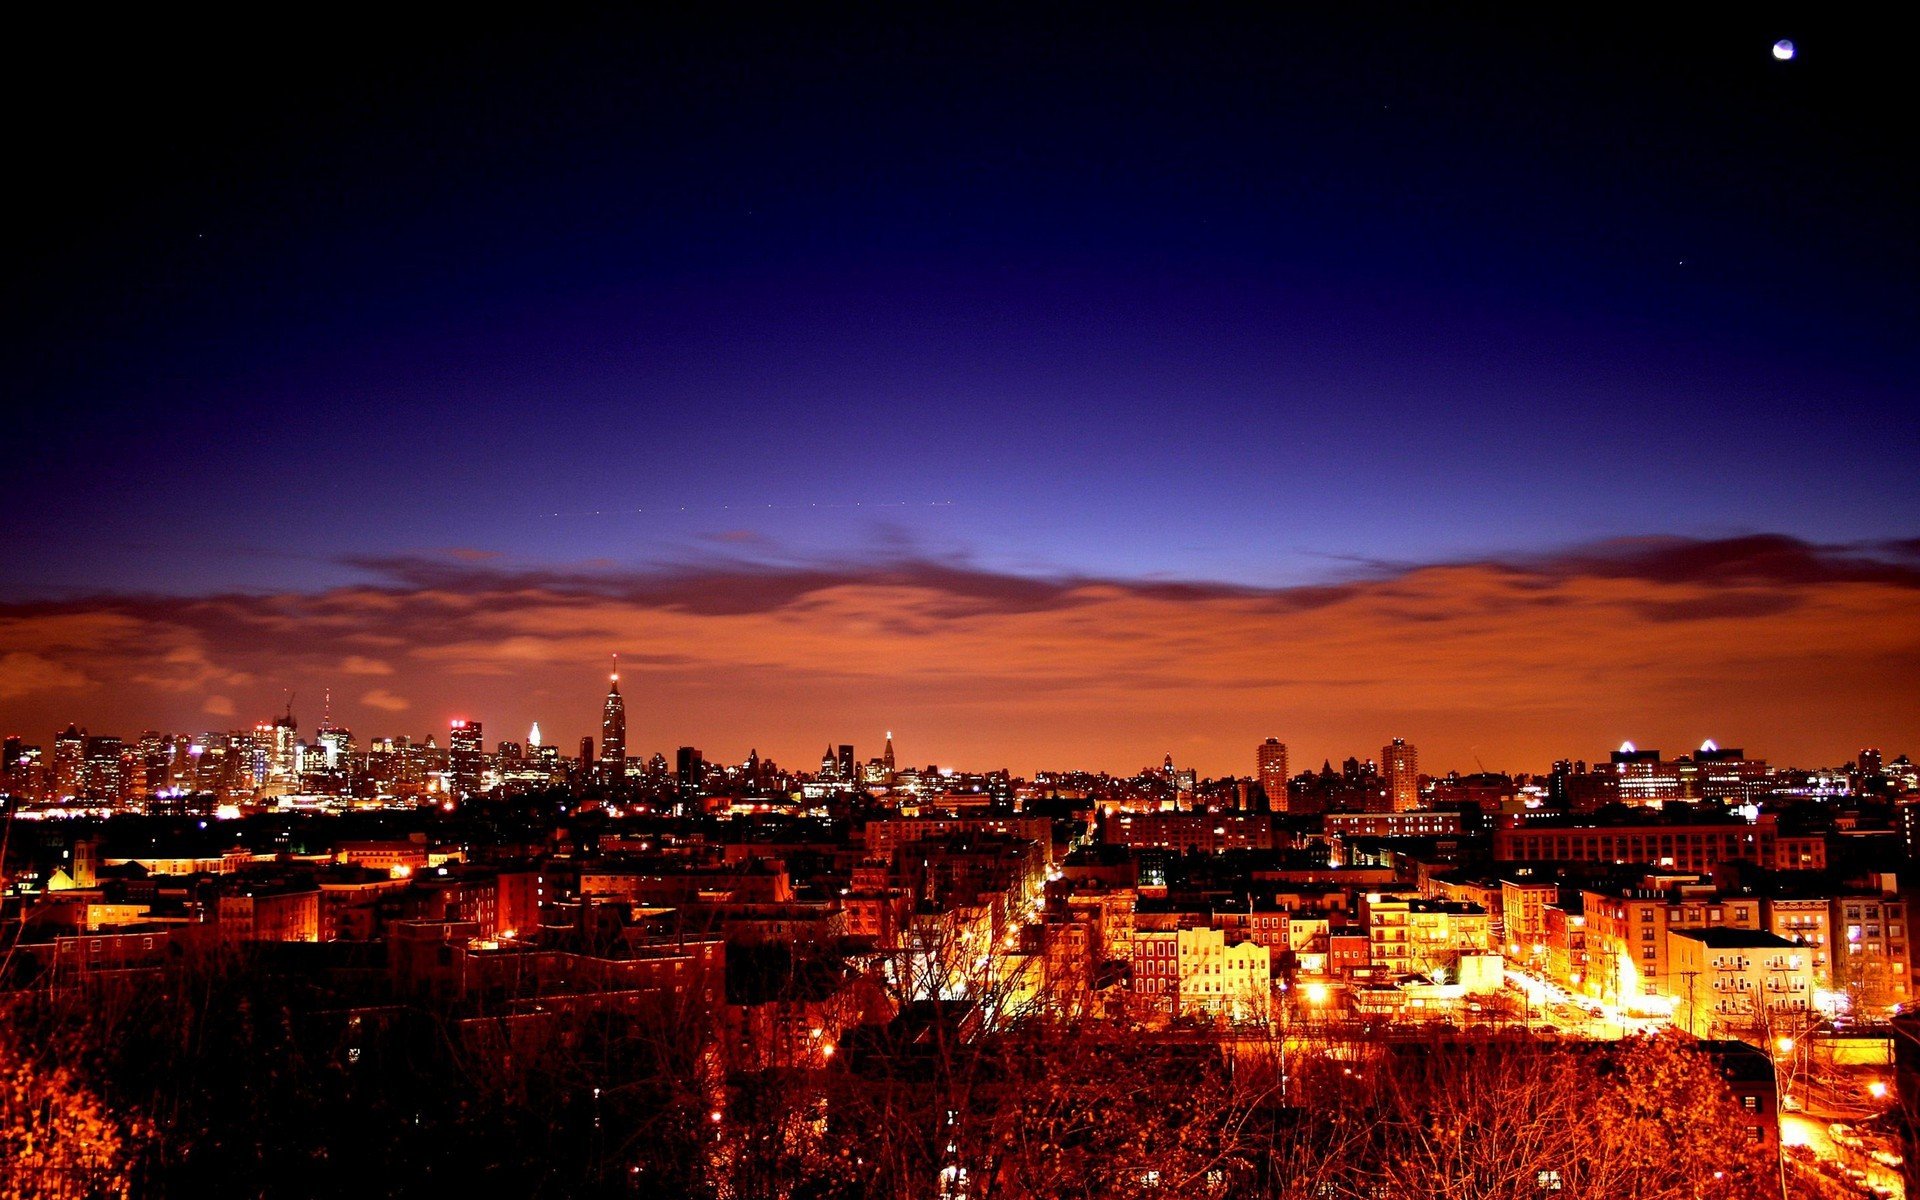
top-left (1770, 1036), bottom-right (1796, 1200)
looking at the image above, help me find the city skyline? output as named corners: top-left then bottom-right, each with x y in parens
top-left (3, 530), bottom-right (1915, 774)
top-left (4, 683), bottom-right (1905, 788)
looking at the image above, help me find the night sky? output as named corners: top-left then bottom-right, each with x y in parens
top-left (3, 8), bottom-right (1915, 773)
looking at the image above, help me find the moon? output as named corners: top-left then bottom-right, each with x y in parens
top-left (1772, 39), bottom-right (1795, 61)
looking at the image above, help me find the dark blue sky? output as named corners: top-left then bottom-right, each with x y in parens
top-left (7, 6), bottom-right (1914, 599)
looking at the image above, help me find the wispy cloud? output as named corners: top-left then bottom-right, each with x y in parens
top-left (0, 534), bottom-right (1914, 772)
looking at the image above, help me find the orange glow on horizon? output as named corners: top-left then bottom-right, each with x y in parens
top-left (1, 543), bottom-right (1915, 775)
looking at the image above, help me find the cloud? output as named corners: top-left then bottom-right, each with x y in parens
top-left (1531, 534), bottom-right (1920, 589)
top-left (0, 533), bottom-right (1915, 773)
top-left (202, 695), bottom-right (236, 717)
top-left (0, 652), bottom-right (88, 699)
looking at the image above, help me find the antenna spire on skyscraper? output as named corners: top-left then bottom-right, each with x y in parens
top-left (600, 657), bottom-right (627, 776)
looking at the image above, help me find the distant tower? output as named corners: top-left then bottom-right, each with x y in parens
top-left (448, 719), bottom-right (484, 798)
top-left (676, 746), bottom-right (704, 794)
top-left (838, 744), bottom-right (855, 781)
top-left (821, 744), bottom-right (838, 778)
top-left (269, 700), bottom-right (299, 782)
top-left (1257, 738), bottom-right (1290, 813)
top-left (528, 721), bottom-right (541, 749)
top-left (600, 658), bottom-right (627, 778)
top-left (315, 689), bottom-right (352, 773)
top-left (50, 724), bottom-right (86, 800)
top-left (883, 731), bottom-right (896, 773)
top-left (1382, 738), bottom-right (1419, 812)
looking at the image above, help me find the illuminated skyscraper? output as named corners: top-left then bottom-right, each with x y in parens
top-left (1382, 738), bottom-right (1418, 811)
top-left (268, 705), bottom-right (299, 785)
top-left (82, 735), bottom-right (125, 803)
top-left (1609, 742), bottom-right (1679, 806)
top-left (1256, 738), bottom-right (1290, 813)
top-left (1, 736), bottom-right (28, 798)
top-left (314, 691), bottom-right (353, 794)
top-left (135, 732), bottom-right (167, 800)
top-left (600, 661), bottom-right (627, 778)
top-left (528, 721), bottom-right (542, 749)
top-left (50, 724), bottom-right (85, 800)
top-left (449, 719), bottom-right (484, 798)
top-left (837, 744), bottom-right (855, 781)
top-left (883, 731), bottom-right (896, 773)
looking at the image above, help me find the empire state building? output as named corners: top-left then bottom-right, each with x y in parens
top-left (600, 662), bottom-right (627, 777)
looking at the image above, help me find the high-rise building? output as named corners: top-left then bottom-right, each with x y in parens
top-left (883, 732), bottom-right (896, 773)
top-left (449, 719), bottom-right (484, 798)
top-left (1382, 738), bottom-right (1419, 812)
top-left (136, 731), bottom-right (173, 800)
top-left (268, 707), bottom-right (299, 785)
top-left (50, 725), bottom-right (85, 800)
top-left (528, 721), bottom-right (542, 749)
top-left (1256, 738), bottom-right (1289, 813)
top-left (676, 746), bottom-right (704, 794)
top-left (1, 736), bottom-right (28, 798)
top-left (82, 735), bottom-right (125, 804)
top-left (837, 744), bottom-right (856, 782)
top-left (3, 742), bottom-right (45, 801)
top-left (1860, 748), bottom-right (1884, 776)
top-left (315, 716), bottom-right (353, 796)
top-left (1685, 742), bottom-right (1769, 803)
top-left (314, 690), bottom-right (352, 785)
top-left (600, 662), bottom-right (627, 778)
top-left (1609, 742), bottom-right (1680, 806)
